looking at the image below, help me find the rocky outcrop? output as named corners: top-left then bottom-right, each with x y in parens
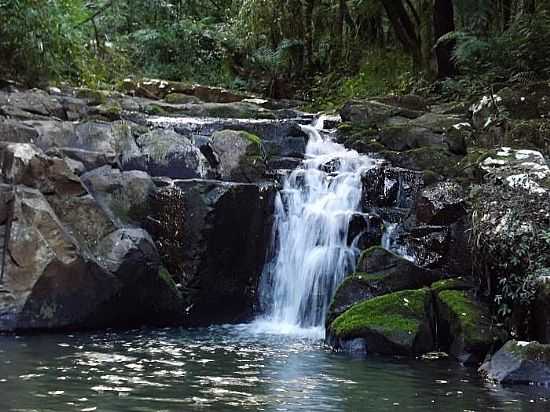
top-left (146, 179), bottom-right (276, 325)
top-left (479, 340), bottom-right (550, 385)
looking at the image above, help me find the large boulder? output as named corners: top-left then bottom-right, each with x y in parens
top-left (433, 280), bottom-right (498, 365)
top-left (327, 288), bottom-right (435, 356)
top-left (327, 246), bottom-right (444, 325)
top-left (81, 166), bottom-right (156, 225)
top-left (123, 129), bottom-right (213, 179)
top-left (210, 130), bottom-right (267, 182)
top-left (340, 100), bottom-right (424, 126)
top-left (146, 179), bottom-right (276, 325)
top-left (0, 185), bottom-right (118, 331)
top-left (94, 228), bottom-right (183, 325)
top-left (479, 340), bottom-right (550, 385)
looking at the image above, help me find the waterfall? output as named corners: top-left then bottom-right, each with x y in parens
top-left (256, 117), bottom-right (380, 334)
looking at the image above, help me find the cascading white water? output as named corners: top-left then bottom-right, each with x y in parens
top-left (256, 117), bottom-right (381, 334)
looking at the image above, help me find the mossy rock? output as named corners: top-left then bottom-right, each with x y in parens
top-left (164, 93), bottom-right (202, 105)
top-left (91, 101), bottom-right (123, 121)
top-left (144, 103), bottom-right (167, 115)
top-left (435, 288), bottom-right (498, 365)
top-left (430, 277), bottom-right (471, 294)
top-left (381, 146), bottom-right (463, 179)
top-left (506, 119), bottom-right (550, 156)
top-left (327, 288), bottom-right (435, 356)
top-left (455, 147), bottom-right (491, 184)
top-left (211, 130), bottom-right (266, 182)
top-left (75, 87), bottom-right (108, 105)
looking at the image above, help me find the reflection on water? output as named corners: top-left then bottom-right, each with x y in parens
top-left (0, 325), bottom-right (548, 411)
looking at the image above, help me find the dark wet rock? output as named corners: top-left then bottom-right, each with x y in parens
top-left (531, 280), bottom-right (550, 344)
top-left (479, 340), bottom-right (550, 385)
top-left (378, 125), bottom-right (448, 152)
top-left (123, 129), bottom-right (212, 179)
top-left (148, 179), bottom-right (276, 325)
top-left (434, 282), bottom-right (497, 365)
top-left (380, 146), bottom-right (463, 180)
top-left (94, 228), bottom-right (183, 325)
top-left (416, 181), bottom-right (466, 226)
top-left (327, 288), bottom-right (435, 356)
top-left (400, 226), bottom-right (450, 268)
top-left (361, 166), bottom-right (424, 210)
top-left (211, 130), bottom-right (267, 182)
top-left (81, 166), bottom-right (156, 225)
top-left (347, 213), bottom-right (383, 250)
top-left (409, 113), bottom-right (465, 133)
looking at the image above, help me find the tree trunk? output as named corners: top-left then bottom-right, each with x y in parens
top-left (434, 0), bottom-right (457, 78)
top-left (380, 0), bottom-right (423, 72)
top-left (303, 0), bottom-right (315, 71)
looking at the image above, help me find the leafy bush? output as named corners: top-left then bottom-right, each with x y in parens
top-left (0, 0), bottom-right (91, 85)
top-left (470, 180), bottom-right (550, 333)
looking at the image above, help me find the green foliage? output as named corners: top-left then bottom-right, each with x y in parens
top-left (470, 179), bottom-right (550, 329)
top-left (0, 0), bottom-right (87, 84)
top-left (305, 50), bottom-right (414, 111)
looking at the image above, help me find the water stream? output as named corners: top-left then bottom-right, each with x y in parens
top-left (257, 118), bottom-right (380, 334)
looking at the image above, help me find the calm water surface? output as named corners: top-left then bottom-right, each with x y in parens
top-left (0, 324), bottom-right (548, 411)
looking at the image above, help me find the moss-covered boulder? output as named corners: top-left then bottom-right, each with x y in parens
top-left (326, 247), bottom-right (443, 324)
top-left (479, 340), bottom-right (550, 385)
top-left (435, 286), bottom-right (497, 365)
top-left (327, 288), bottom-right (435, 356)
top-left (164, 92), bottom-right (202, 104)
top-left (340, 100), bottom-right (424, 127)
top-left (211, 130), bottom-right (267, 182)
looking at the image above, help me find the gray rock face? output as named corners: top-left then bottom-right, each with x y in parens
top-left (123, 129), bottom-right (213, 179)
top-left (479, 340), bottom-right (550, 385)
top-left (0, 144), bottom-right (183, 332)
top-left (147, 179), bottom-right (276, 325)
top-left (1, 89), bottom-right (65, 120)
top-left (341, 100), bottom-right (424, 126)
top-left (0, 119), bottom-right (39, 143)
top-left (211, 130), bottom-right (266, 182)
top-left (81, 166), bottom-right (156, 225)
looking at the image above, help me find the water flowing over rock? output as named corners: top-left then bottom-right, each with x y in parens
top-left (258, 120), bottom-right (382, 330)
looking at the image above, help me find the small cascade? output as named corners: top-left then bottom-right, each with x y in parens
top-left (257, 116), bottom-right (381, 332)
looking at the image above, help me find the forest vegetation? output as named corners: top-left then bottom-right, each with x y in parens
top-left (1, 0), bottom-right (548, 106)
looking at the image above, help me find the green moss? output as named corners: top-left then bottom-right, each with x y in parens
top-left (241, 131), bottom-right (262, 146)
top-left (438, 290), bottom-right (484, 343)
top-left (430, 277), bottom-right (470, 293)
top-left (144, 104), bottom-right (167, 115)
top-left (164, 92), bottom-right (200, 104)
top-left (75, 87), bottom-right (107, 105)
top-left (330, 288), bottom-right (429, 339)
top-left (159, 267), bottom-right (181, 295)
